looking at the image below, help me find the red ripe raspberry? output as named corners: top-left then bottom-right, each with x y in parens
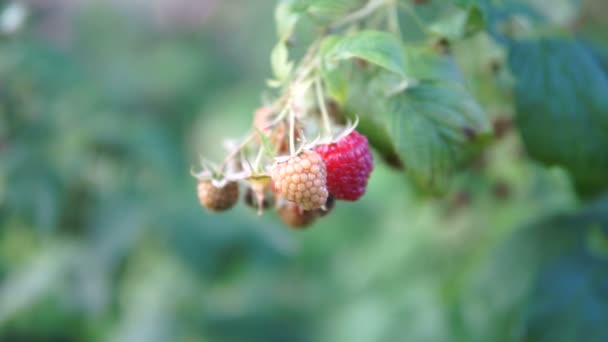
top-left (315, 131), bottom-right (373, 201)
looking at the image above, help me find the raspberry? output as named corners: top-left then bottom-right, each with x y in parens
top-left (315, 130), bottom-right (373, 201)
top-left (271, 150), bottom-right (329, 210)
top-left (197, 180), bottom-right (239, 212)
top-left (278, 202), bottom-right (317, 229)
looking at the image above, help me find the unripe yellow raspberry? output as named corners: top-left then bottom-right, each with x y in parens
top-left (271, 150), bottom-right (329, 210)
top-left (197, 181), bottom-right (239, 212)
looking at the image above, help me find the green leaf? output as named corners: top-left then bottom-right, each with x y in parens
top-left (387, 81), bottom-right (492, 193)
top-left (507, 38), bottom-right (608, 195)
top-left (451, 0), bottom-right (481, 8)
top-left (518, 255), bottom-right (608, 342)
top-left (403, 45), bottom-right (462, 82)
top-left (339, 67), bottom-right (404, 169)
top-left (319, 36), bottom-right (350, 104)
top-left (254, 128), bottom-right (277, 159)
top-left (502, 197), bottom-right (608, 341)
top-left (275, 1), bottom-right (299, 41)
top-left (478, 196), bottom-right (608, 342)
top-left (324, 31), bottom-right (407, 77)
top-left (291, 0), bottom-right (366, 20)
top-left (464, 6), bottom-right (486, 35)
top-left (270, 42), bottom-right (293, 83)
top-left (429, 6), bottom-right (486, 40)
top-left (335, 45), bottom-right (491, 186)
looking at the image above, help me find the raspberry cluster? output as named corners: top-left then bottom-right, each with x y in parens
top-left (191, 1), bottom-right (385, 230)
top-left (194, 127), bottom-right (374, 229)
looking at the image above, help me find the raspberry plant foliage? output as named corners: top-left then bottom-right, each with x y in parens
top-left (268, 0), bottom-right (495, 195)
top-left (193, 0), bottom-right (496, 223)
top-left (194, 0), bottom-right (608, 225)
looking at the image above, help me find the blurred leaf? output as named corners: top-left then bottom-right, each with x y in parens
top-left (507, 197), bottom-right (608, 341)
top-left (388, 82), bottom-right (492, 193)
top-left (0, 243), bottom-right (79, 324)
top-left (340, 67), bottom-right (404, 169)
top-left (324, 31), bottom-right (407, 77)
top-left (518, 254), bottom-right (608, 342)
top-left (110, 246), bottom-right (195, 342)
top-left (291, 0), bottom-right (366, 21)
top-left (429, 6), bottom-right (486, 40)
top-left (337, 44), bottom-right (490, 181)
top-left (403, 45), bottom-right (463, 82)
top-left (319, 36), bottom-right (349, 103)
top-left (473, 196), bottom-right (608, 341)
top-left (462, 5), bottom-right (487, 36)
top-left (271, 42), bottom-right (294, 84)
top-left (451, 0), bottom-right (476, 6)
top-left (507, 38), bottom-right (608, 195)
top-left (276, 1), bottom-right (300, 40)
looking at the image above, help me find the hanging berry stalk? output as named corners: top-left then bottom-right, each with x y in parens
top-left (190, 0), bottom-right (410, 229)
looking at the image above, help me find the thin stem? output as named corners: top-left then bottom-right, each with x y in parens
top-left (268, 103), bottom-right (291, 129)
top-left (217, 0), bottom-right (395, 171)
top-left (398, 2), bottom-right (429, 34)
top-left (242, 152), bottom-right (255, 174)
top-left (315, 76), bottom-right (332, 137)
top-left (385, 78), bottom-right (418, 96)
top-left (220, 133), bottom-right (255, 171)
top-left (267, 41), bottom-right (321, 131)
top-left (253, 144), bottom-right (265, 172)
top-left (289, 109), bottom-right (296, 155)
top-left (368, 7), bottom-right (387, 29)
top-left (387, 0), bottom-right (402, 40)
top-left (295, 61), bottom-right (319, 86)
top-left (330, 0), bottom-right (388, 30)
top-left (293, 39), bottom-right (322, 78)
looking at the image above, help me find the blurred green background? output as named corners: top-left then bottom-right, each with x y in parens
top-left (0, 1), bottom-right (607, 341)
